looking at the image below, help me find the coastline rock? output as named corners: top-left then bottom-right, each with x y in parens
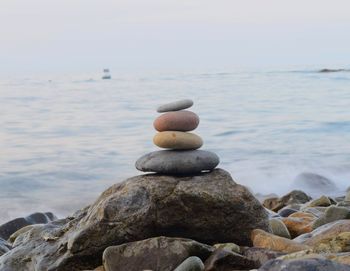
top-left (135, 150), bottom-right (220, 174)
top-left (258, 258), bottom-right (350, 271)
top-left (102, 237), bottom-right (212, 271)
top-left (0, 169), bottom-right (269, 270)
top-left (154, 111), bottom-right (199, 132)
top-left (281, 212), bottom-right (316, 238)
top-left (277, 250), bottom-right (350, 266)
top-left (0, 212), bottom-right (56, 240)
top-left (241, 247), bottom-right (285, 267)
top-left (293, 172), bottom-right (337, 196)
top-left (9, 224), bottom-right (41, 244)
top-left (0, 238), bottom-right (11, 256)
top-left (312, 206), bottom-right (350, 229)
top-left (313, 232), bottom-right (350, 253)
top-left (251, 229), bottom-right (310, 253)
top-left (213, 243), bottom-right (240, 254)
top-left (263, 190), bottom-right (311, 212)
top-left (174, 256), bottom-right (204, 271)
top-left (294, 220), bottom-right (350, 246)
top-left (269, 219), bottom-right (291, 239)
top-left (277, 208), bottom-right (298, 217)
top-left (153, 131), bottom-right (203, 150)
top-left (304, 195), bottom-right (332, 208)
top-left (204, 249), bottom-right (257, 270)
top-left (157, 99), bottom-right (194, 113)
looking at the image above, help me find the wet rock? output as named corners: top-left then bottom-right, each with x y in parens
top-left (8, 224), bottom-right (40, 244)
top-left (174, 256), bottom-right (204, 271)
top-left (0, 238), bottom-right (11, 256)
top-left (135, 150), bottom-right (220, 174)
top-left (204, 249), bottom-right (257, 270)
top-left (277, 208), bottom-right (298, 217)
top-left (213, 243), bottom-right (240, 254)
top-left (305, 195), bottom-right (332, 207)
top-left (0, 212), bottom-right (56, 240)
top-left (263, 190), bottom-right (311, 212)
top-left (313, 232), bottom-right (350, 253)
top-left (258, 258), bottom-right (350, 271)
top-left (302, 207), bottom-right (326, 218)
top-left (251, 229), bottom-right (310, 253)
top-left (241, 247), bottom-right (285, 267)
top-left (293, 172), bottom-right (337, 196)
top-left (103, 237), bottom-right (212, 271)
top-left (294, 220), bottom-right (350, 246)
top-left (269, 219), bottom-right (291, 239)
top-left (281, 212), bottom-right (317, 238)
top-left (312, 206), bottom-right (350, 229)
top-left (0, 169), bottom-right (269, 270)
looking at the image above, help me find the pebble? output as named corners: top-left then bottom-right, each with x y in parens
top-left (269, 218), bottom-right (291, 239)
top-left (153, 131), bottom-right (203, 150)
top-left (135, 150), bottom-right (220, 175)
top-left (174, 256), bottom-right (204, 271)
top-left (153, 111), bottom-right (199, 132)
top-left (157, 99), bottom-right (193, 113)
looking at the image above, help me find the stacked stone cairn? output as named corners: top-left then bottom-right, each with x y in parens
top-left (136, 99), bottom-right (220, 175)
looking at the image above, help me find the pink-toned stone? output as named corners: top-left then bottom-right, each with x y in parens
top-left (154, 111), bottom-right (199, 132)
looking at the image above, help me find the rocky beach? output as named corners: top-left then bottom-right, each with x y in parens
top-left (0, 99), bottom-right (349, 271)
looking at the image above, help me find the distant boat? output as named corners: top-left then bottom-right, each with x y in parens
top-left (102, 69), bottom-right (111, 79)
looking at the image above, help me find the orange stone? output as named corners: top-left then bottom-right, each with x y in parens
top-left (251, 229), bottom-right (310, 253)
top-left (153, 131), bottom-right (203, 150)
top-left (281, 212), bottom-right (317, 238)
top-left (154, 111), bottom-right (199, 132)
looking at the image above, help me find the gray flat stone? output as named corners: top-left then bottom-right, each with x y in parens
top-left (174, 256), bottom-right (204, 271)
top-left (135, 150), bottom-right (219, 175)
top-left (157, 99), bottom-right (193, 113)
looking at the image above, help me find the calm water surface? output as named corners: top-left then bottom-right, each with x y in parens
top-left (1, 70), bottom-right (350, 223)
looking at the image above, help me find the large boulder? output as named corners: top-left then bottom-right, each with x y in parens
top-left (103, 236), bottom-right (212, 271)
top-left (0, 169), bottom-right (269, 271)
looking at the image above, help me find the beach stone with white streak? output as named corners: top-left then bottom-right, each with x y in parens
top-left (135, 150), bottom-right (219, 175)
top-left (157, 99), bottom-right (194, 113)
top-left (153, 131), bottom-right (203, 150)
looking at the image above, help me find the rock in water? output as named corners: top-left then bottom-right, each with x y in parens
top-left (103, 237), bottom-right (212, 271)
top-left (293, 172), bottom-right (337, 196)
top-left (153, 131), bottom-right (203, 150)
top-left (135, 150), bottom-right (219, 174)
top-left (154, 111), bottom-right (200, 132)
top-left (157, 99), bottom-right (194, 113)
top-left (0, 169), bottom-right (269, 270)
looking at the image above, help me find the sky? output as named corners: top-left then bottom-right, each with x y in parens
top-left (1, 0), bottom-right (350, 74)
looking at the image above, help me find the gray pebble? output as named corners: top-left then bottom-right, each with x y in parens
top-left (174, 256), bottom-right (204, 271)
top-left (157, 99), bottom-right (193, 113)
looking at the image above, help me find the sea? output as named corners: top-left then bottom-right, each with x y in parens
top-left (1, 69), bottom-right (350, 223)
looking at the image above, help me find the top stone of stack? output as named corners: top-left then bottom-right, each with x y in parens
top-left (157, 99), bottom-right (194, 113)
